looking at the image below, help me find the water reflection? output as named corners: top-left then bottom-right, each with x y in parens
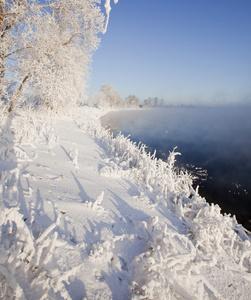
top-left (101, 106), bottom-right (251, 230)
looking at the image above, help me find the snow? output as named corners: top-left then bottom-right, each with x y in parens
top-left (0, 106), bottom-right (251, 299)
top-left (104, 1), bottom-right (119, 34)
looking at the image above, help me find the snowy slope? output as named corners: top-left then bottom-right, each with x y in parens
top-left (0, 107), bottom-right (251, 299)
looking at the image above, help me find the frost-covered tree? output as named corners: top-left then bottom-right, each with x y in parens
top-left (91, 83), bottom-right (124, 108)
top-left (143, 97), bottom-right (165, 107)
top-left (0, 0), bottom-right (119, 113)
top-left (125, 94), bottom-right (139, 108)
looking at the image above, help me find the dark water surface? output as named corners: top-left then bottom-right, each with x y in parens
top-left (101, 106), bottom-right (251, 230)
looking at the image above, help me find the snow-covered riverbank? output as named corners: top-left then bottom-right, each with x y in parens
top-left (0, 106), bottom-right (251, 299)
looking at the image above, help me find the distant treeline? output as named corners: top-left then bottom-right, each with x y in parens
top-left (90, 84), bottom-right (139, 108)
top-left (90, 84), bottom-right (168, 109)
top-left (142, 97), bottom-right (165, 107)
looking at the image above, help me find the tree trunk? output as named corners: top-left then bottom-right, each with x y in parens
top-left (8, 74), bottom-right (30, 113)
top-left (0, 49), bottom-right (5, 97)
top-left (0, 1), bottom-right (5, 97)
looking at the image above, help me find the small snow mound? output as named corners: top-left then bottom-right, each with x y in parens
top-left (84, 191), bottom-right (105, 214)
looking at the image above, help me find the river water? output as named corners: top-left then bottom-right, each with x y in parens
top-left (101, 106), bottom-right (251, 230)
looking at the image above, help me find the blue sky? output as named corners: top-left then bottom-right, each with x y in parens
top-left (88, 0), bottom-right (251, 105)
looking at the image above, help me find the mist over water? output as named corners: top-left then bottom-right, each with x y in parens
top-left (101, 106), bottom-right (251, 230)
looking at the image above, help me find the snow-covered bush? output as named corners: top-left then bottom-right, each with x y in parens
top-left (181, 199), bottom-right (251, 270)
top-left (129, 217), bottom-right (219, 299)
top-left (0, 107), bottom-right (57, 164)
top-left (0, 208), bottom-right (80, 299)
top-left (12, 107), bottom-right (58, 146)
top-left (0, 113), bottom-right (14, 162)
top-left (129, 215), bottom-right (251, 299)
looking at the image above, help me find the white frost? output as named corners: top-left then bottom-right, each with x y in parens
top-left (103, 0), bottom-right (119, 33)
top-left (0, 106), bottom-right (250, 299)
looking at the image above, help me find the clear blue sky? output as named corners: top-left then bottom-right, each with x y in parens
top-left (88, 0), bottom-right (251, 105)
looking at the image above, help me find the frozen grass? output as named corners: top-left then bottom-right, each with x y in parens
top-left (74, 107), bottom-right (251, 298)
top-left (0, 105), bottom-right (250, 299)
